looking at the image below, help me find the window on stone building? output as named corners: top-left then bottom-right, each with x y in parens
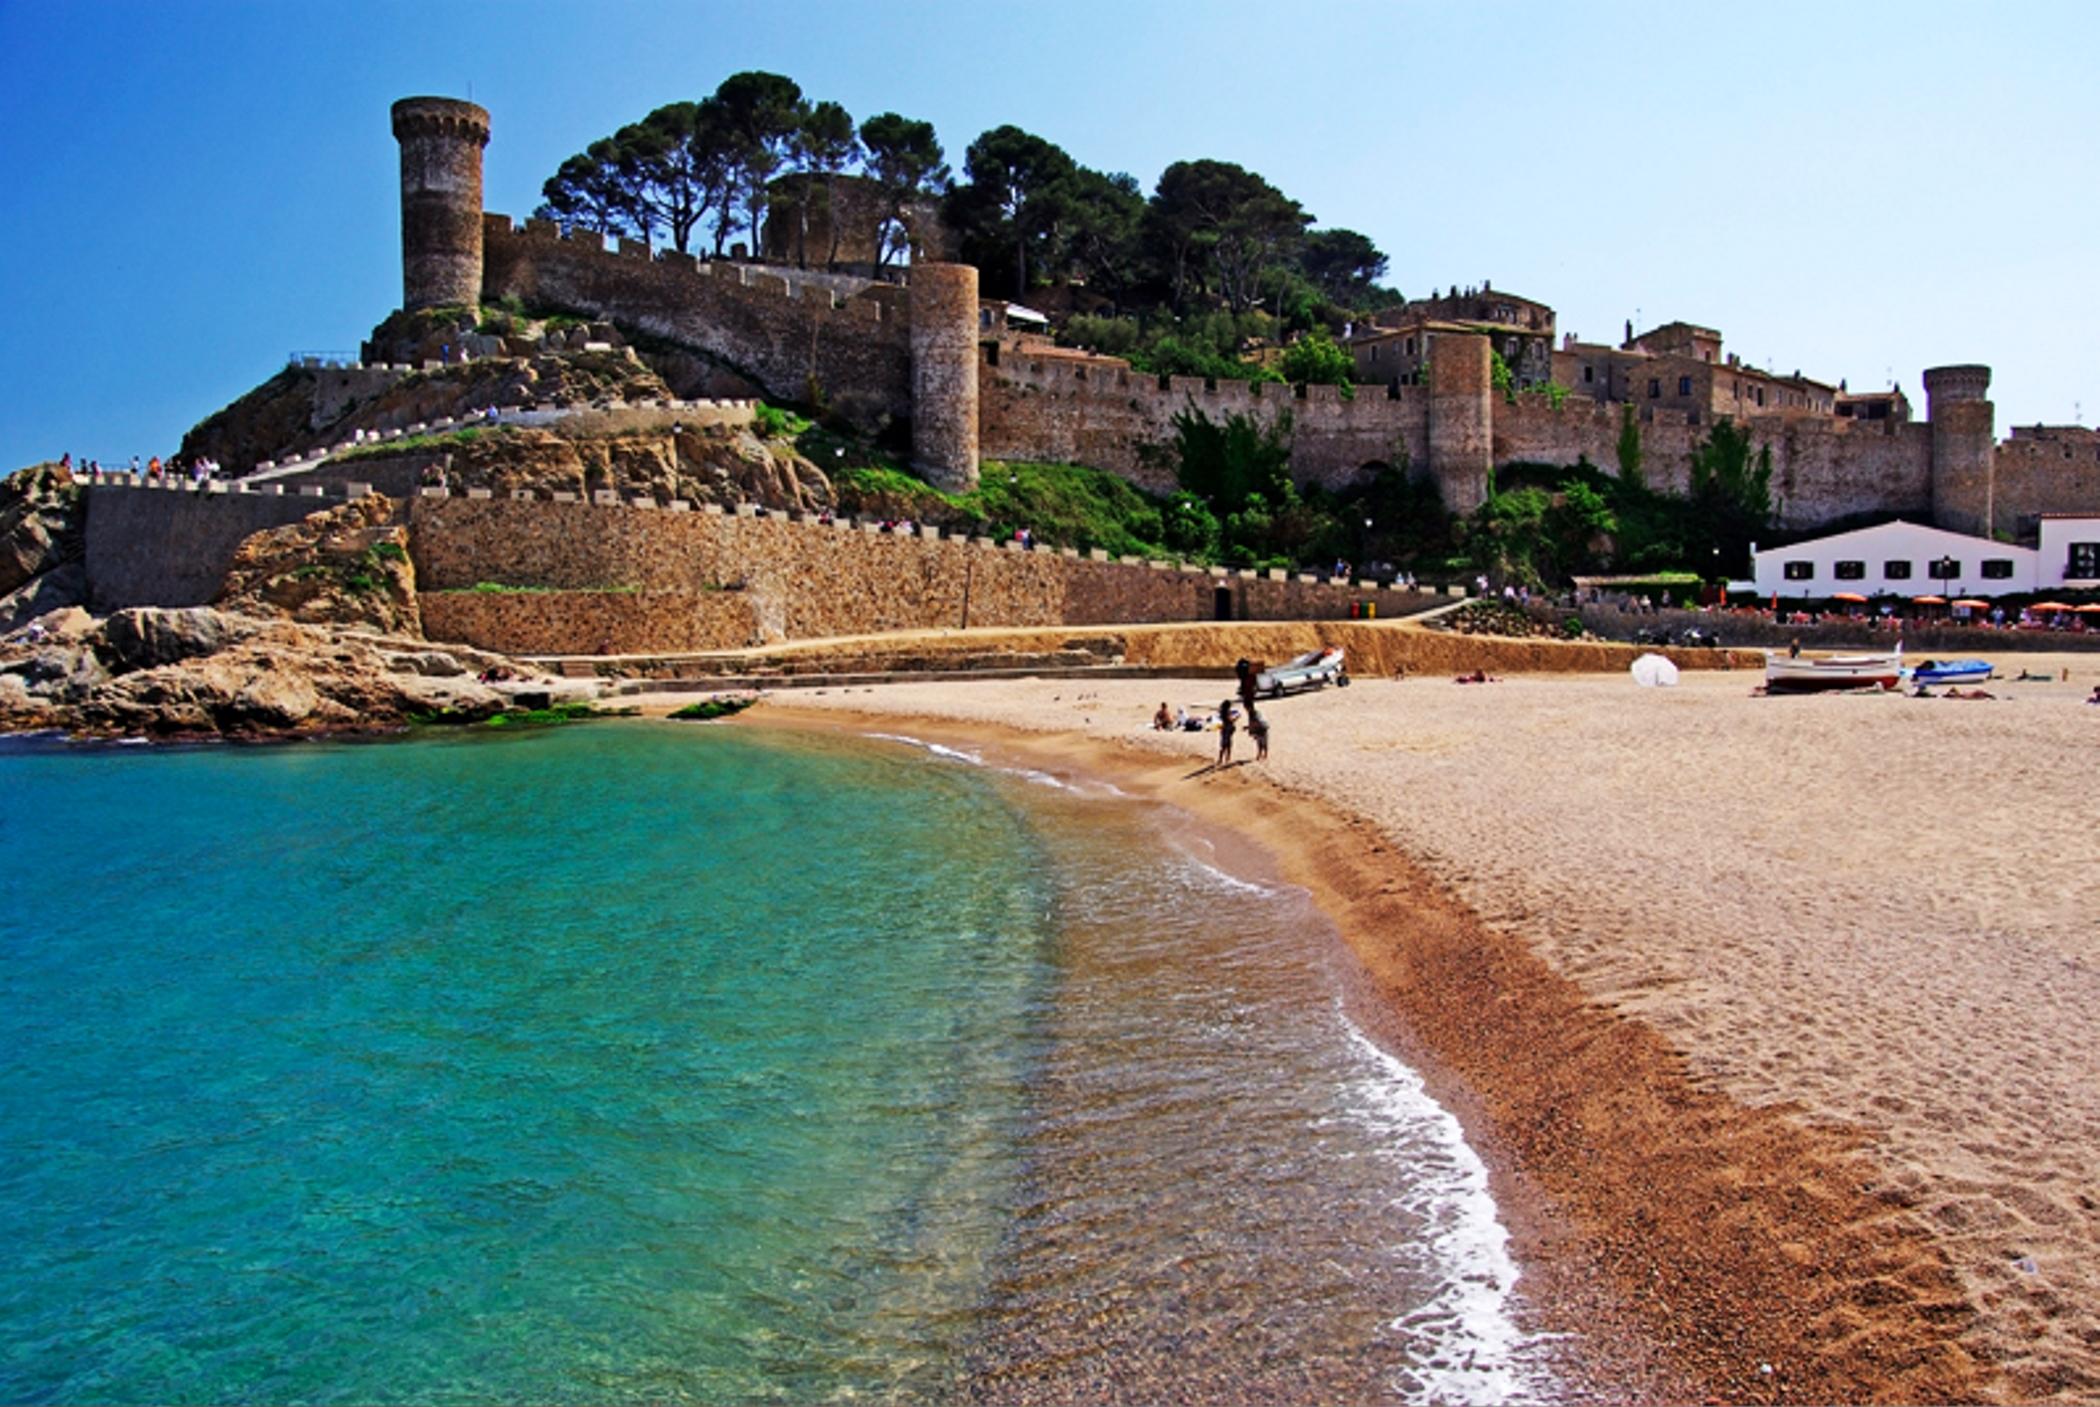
top-left (1583, 365), bottom-right (1594, 383)
top-left (1755, 388), bottom-right (1765, 406)
top-left (2067, 542), bottom-right (2100, 578)
top-left (1370, 345), bottom-right (1379, 362)
top-left (1783, 561), bottom-right (1813, 581)
top-left (1648, 378), bottom-right (1660, 399)
top-left (1884, 560), bottom-right (1912, 580)
top-left (1981, 559), bottom-right (2015, 579)
top-left (1406, 337), bottom-right (1416, 355)
top-left (1678, 376), bottom-right (1692, 396)
top-left (1928, 558), bottom-right (1962, 580)
top-left (1834, 560), bottom-right (1865, 580)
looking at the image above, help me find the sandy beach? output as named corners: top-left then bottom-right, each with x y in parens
top-left (653, 653), bottom-right (2100, 1402)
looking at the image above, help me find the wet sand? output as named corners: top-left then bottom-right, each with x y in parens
top-left (644, 653), bottom-right (2100, 1403)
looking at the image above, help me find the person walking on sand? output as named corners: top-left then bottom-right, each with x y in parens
top-left (1216, 698), bottom-right (1238, 766)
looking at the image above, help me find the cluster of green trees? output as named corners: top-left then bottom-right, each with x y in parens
top-left (535, 71), bottom-right (947, 269)
top-left (1450, 415), bottom-right (1774, 586)
top-left (1157, 405), bottom-right (1775, 584)
top-left (536, 70), bottom-right (1405, 339)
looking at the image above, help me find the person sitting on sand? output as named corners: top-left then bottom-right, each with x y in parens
top-left (1455, 669), bottom-right (1501, 684)
top-left (1153, 701), bottom-right (1173, 731)
top-left (2086, 685), bottom-right (2100, 706)
top-left (1216, 699), bottom-right (1238, 765)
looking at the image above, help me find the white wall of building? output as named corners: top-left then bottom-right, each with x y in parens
top-left (1751, 520), bottom-right (2038, 599)
top-left (2036, 517), bottom-right (2100, 589)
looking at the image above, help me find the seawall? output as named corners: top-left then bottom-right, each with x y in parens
top-left (83, 480), bottom-right (367, 610)
top-left (407, 494), bottom-right (1438, 655)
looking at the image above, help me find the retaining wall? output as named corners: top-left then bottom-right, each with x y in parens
top-left (82, 480), bottom-right (374, 610)
top-left (405, 494), bottom-right (1437, 655)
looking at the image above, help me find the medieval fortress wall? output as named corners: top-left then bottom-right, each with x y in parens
top-left (76, 475), bottom-right (1435, 655)
top-left (386, 96), bottom-right (2084, 540)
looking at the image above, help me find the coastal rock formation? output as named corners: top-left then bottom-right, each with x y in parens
top-left (217, 494), bottom-right (421, 636)
top-left (0, 463), bottom-right (87, 629)
top-left (178, 342), bottom-right (678, 474)
top-left (0, 605), bottom-right (510, 738)
top-left (440, 424), bottom-right (833, 511)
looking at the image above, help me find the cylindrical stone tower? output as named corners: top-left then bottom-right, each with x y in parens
top-left (392, 96), bottom-right (491, 311)
top-left (908, 262), bottom-right (980, 492)
top-left (1924, 364), bottom-right (1995, 537)
top-left (1427, 330), bottom-right (1493, 514)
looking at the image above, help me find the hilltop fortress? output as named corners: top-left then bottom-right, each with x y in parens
top-left (389, 97), bottom-right (2096, 543)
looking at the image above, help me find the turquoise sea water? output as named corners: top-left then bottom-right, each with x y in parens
top-left (0, 723), bottom-right (1544, 1404)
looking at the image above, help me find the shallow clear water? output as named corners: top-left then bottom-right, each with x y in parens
top-left (0, 723), bottom-right (1544, 1404)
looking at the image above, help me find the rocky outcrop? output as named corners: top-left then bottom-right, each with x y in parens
top-left (178, 345), bottom-right (677, 474)
top-left (217, 494), bottom-right (420, 635)
top-left (0, 464), bottom-right (87, 627)
top-left (440, 424), bottom-right (833, 511)
top-left (0, 605), bottom-right (516, 738)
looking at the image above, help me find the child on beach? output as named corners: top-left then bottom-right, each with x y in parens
top-left (1247, 704), bottom-right (1269, 761)
top-left (1216, 699), bottom-right (1237, 766)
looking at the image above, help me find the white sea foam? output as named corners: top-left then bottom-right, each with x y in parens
top-left (868, 732), bottom-right (1102, 794)
top-left (1336, 1012), bottom-right (1557, 1405)
top-left (867, 732), bottom-right (982, 766)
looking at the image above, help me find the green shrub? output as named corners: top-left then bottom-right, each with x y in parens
top-left (751, 402), bottom-right (811, 439)
top-left (669, 697), bottom-right (755, 721)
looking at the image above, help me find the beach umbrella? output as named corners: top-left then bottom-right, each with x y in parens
top-left (1950, 598), bottom-right (1990, 609)
top-left (1831, 591), bottom-right (1868, 603)
top-left (1630, 653), bottom-right (1679, 688)
top-left (2076, 604), bottom-right (2100, 614)
top-left (2032, 601), bottom-right (2073, 612)
top-left (1911, 594), bottom-right (1946, 605)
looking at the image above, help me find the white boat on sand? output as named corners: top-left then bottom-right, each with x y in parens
top-left (1764, 649), bottom-right (1903, 693)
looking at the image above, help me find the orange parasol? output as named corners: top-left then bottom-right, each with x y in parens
top-left (2075, 604), bottom-right (2100, 614)
top-left (1830, 591), bottom-right (1868, 603)
top-left (2032, 601), bottom-right (2074, 612)
top-left (1911, 594), bottom-right (1946, 605)
top-left (1949, 598), bottom-right (1990, 608)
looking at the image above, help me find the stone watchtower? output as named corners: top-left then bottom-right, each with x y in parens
top-left (1924, 364), bottom-right (1996, 537)
top-left (391, 97), bottom-right (491, 311)
top-left (907, 263), bottom-right (980, 492)
top-left (1426, 330), bottom-right (1493, 513)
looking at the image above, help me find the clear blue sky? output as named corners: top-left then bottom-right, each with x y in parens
top-left (3, 0), bottom-right (2095, 467)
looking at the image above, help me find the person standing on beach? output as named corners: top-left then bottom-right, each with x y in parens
top-left (1216, 698), bottom-right (1237, 766)
top-left (1247, 703), bottom-right (1269, 761)
top-left (1235, 658), bottom-right (1261, 714)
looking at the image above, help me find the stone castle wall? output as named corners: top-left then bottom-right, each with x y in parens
top-left (406, 495), bottom-right (1434, 655)
top-left (1992, 428), bottom-right (2100, 537)
top-left (83, 481), bottom-right (373, 611)
top-left (480, 216), bottom-right (916, 435)
top-left (1491, 393), bottom-right (1934, 529)
top-left (980, 352), bottom-right (1432, 494)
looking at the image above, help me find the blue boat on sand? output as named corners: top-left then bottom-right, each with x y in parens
top-left (1908, 658), bottom-right (1994, 685)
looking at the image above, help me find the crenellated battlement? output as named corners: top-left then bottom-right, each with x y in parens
top-left (391, 99), bottom-right (2089, 539)
top-left (483, 214), bottom-right (893, 323)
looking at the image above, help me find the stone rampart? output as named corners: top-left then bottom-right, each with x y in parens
top-left (1491, 392), bottom-right (1934, 529)
top-left (82, 480), bottom-right (379, 611)
top-left (980, 352), bottom-right (1431, 494)
top-left (481, 216), bottom-right (913, 433)
top-left (420, 589), bottom-right (758, 655)
top-left (1992, 429), bottom-right (2100, 537)
top-left (405, 494), bottom-right (1433, 655)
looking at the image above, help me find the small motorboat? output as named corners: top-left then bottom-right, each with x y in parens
top-left (1256, 647), bottom-right (1348, 696)
top-left (1764, 650), bottom-right (1903, 693)
top-left (1907, 658), bottom-right (1993, 686)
